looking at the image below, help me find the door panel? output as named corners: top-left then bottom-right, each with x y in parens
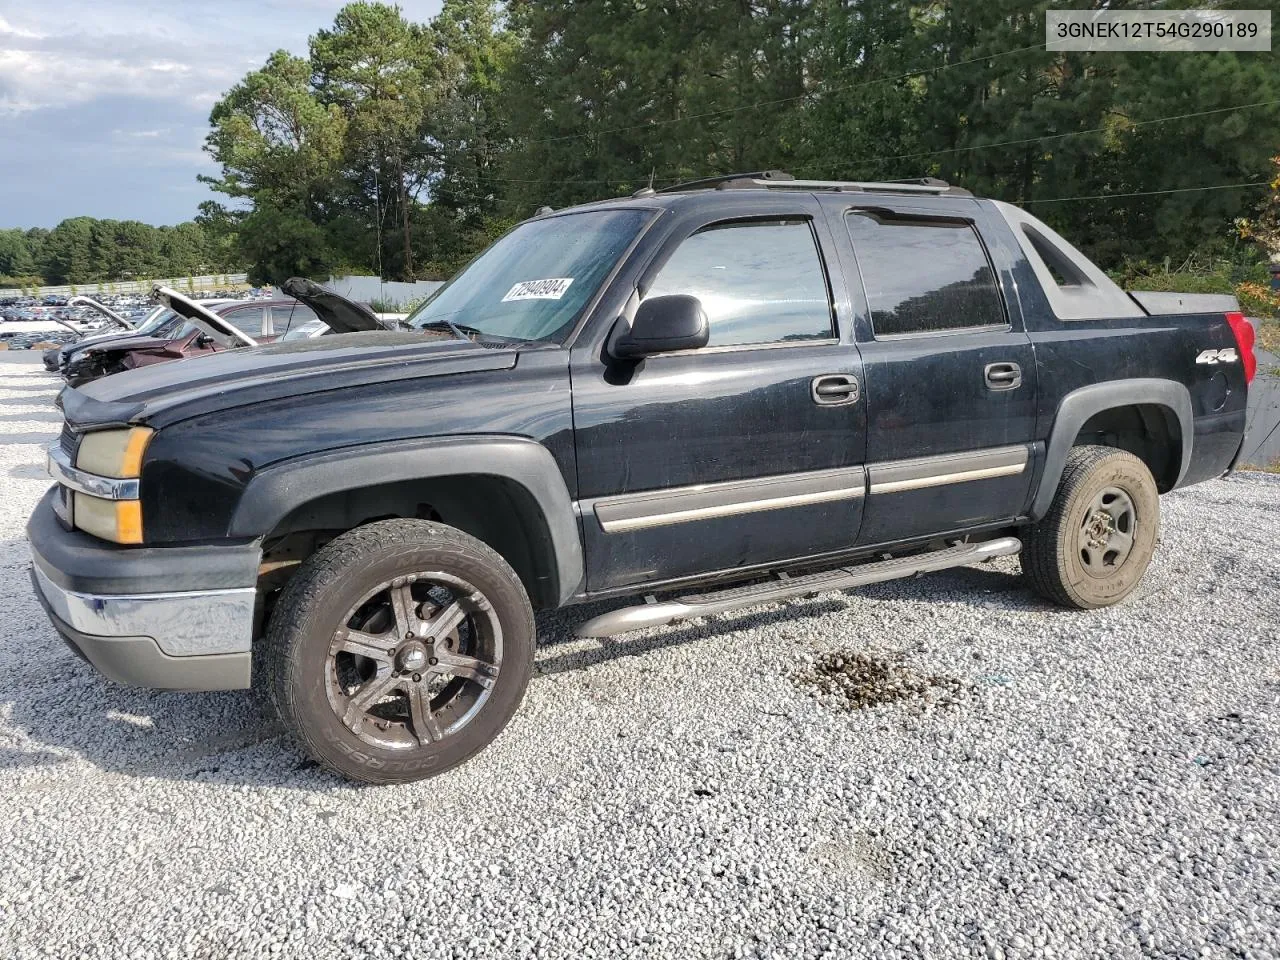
top-left (822, 197), bottom-right (1039, 545)
top-left (573, 344), bottom-right (866, 590)
top-left (855, 330), bottom-right (1038, 543)
top-left (571, 201), bottom-right (867, 592)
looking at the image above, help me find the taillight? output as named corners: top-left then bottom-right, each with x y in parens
top-left (1225, 311), bottom-right (1256, 384)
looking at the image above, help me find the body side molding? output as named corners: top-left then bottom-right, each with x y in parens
top-left (587, 466), bottom-right (866, 533)
top-left (868, 445), bottom-right (1028, 495)
top-left (1031, 378), bottom-right (1193, 519)
top-left (229, 435), bottom-right (585, 606)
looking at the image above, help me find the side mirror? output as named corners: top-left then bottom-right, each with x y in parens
top-left (609, 295), bottom-right (709, 360)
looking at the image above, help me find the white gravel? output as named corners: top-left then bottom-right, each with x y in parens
top-left (1, 352), bottom-right (1277, 959)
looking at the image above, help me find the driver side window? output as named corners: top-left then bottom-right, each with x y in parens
top-left (646, 219), bottom-right (834, 347)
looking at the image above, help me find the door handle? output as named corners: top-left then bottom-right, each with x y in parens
top-left (811, 374), bottom-right (860, 405)
top-left (984, 362), bottom-right (1022, 391)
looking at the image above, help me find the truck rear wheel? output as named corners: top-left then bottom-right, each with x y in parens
top-left (260, 519), bottom-right (535, 784)
top-left (1022, 445), bottom-right (1160, 609)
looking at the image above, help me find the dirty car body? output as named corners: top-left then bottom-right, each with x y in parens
top-left (27, 172), bottom-right (1255, 783)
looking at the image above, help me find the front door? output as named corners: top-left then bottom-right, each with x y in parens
top-left (825, 198), bottom-right (1039, 546)
top-left (571, 197), bottom-right (867, 593)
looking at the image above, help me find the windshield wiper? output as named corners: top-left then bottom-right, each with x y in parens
top-left (418, 319), bottom-right (485, 342)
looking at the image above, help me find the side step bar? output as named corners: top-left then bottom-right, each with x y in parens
top-left (575, 536), bottom-right (1022, 638)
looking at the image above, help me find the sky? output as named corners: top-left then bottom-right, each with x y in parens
top-left (0, 0), bottom-right (443, 229)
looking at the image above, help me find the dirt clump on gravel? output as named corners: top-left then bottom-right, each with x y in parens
top-left (795, 650), bottom-right (967, 712)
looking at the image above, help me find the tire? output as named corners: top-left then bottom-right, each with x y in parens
top-left (260, 519), bottom-right (535, 784)
top-left (1022, 445), bottom-right (1160, 610)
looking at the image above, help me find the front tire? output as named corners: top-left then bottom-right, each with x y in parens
top-left (1023, 445), bottom-right (1160, 609)
top-left (260, 519), bottom-right (535, 784)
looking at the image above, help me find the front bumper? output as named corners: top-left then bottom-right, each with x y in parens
top-left (27, 489), bottom-right (260, 690)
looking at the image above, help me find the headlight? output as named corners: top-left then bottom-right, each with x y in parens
top-left (72, 427), bottom-right (153, 544)
top-left (73, 494), bottom-right (144, 544)
top-left (76, 427), bottom-right (153, 478)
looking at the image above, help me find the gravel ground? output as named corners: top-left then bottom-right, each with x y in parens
top-left (1, 353), bottom-right (1278, 960)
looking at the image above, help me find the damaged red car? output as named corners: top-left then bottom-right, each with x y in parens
top-left (61, 281), bottom-right (394, 387)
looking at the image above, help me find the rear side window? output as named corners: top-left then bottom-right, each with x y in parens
top-left (646, 219), bottom-right (833, 347)
top-left (273, 305), bottom-right (318, 338)
top-left (846, 212), bottom-right (1005, 336)
top-left (224, 306), bottom-right (266, 338)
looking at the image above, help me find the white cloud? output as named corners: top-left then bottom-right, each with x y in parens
top-left (0, 0), bottom-right (443, 224)
top-left (0, 49), bottom-right (229, 116)
top-left (0, 14), bottom-right (44, 39)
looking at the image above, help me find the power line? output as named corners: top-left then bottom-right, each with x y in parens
top-left (1020, 180), bottom-right (1269, 205)
top-left (854, 98), bottom-right (1280, 167)
top-left (461, 97), bottom-right (1280, 191)
top-left (521, 41), bottom-right (1049, 146)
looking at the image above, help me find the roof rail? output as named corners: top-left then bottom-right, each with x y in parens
top-left (658, 170), bottom-right (972, 198)
top-left (656, 170), bottom-right (795, 193)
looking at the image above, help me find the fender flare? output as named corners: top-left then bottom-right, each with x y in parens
top-left (1031, 378), bottom-right (1194, 519)
top-left (229, 435), bottom-right (585, 606)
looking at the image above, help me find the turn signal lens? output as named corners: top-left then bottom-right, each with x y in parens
top-left (73, 494), bottom-right (143, 545)
top-left (76, 426), bottom-right (154, 479)
top-left (1225, 311), bottom-right (1256, 384)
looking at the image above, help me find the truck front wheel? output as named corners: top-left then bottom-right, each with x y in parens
top-left (1022, 445), bottom-right (1160, 609)
top-left (260, 519), bottom-right (535, 784)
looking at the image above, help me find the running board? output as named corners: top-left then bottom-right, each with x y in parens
top-left (575, 536), bottom-right (1022, 638)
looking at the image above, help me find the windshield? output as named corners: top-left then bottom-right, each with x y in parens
top-left (282, 319), bottom-right (327, 341)
top-left (407, 209), bottom-right (651, 342)
top-left (137, 307), bottom-right (177, 335)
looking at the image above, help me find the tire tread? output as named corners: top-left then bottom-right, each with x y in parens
top-left (258, 519), bottom-right (534, 784)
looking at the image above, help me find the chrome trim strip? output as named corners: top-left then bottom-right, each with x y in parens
top-left (46, 444), bottom-right (139, 501)
top-left (591, 466), bottom-right (866, 533)
top-left (868, 445), bottom-right (1028, 495)
top-left (33, 565), bottom-right (255, 657)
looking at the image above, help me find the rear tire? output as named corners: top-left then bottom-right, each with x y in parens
top-left (260, 519), bottom-right (535, 784)
top-left (1023, 445), bottom-right (1159, 609)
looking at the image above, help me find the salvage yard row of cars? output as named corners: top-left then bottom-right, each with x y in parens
top-left (26, 172), bottom-right (1256, 785)
top-left (1, 290), bottom-right (259, 352)
top-left (40, 279), bottom-right (408, 386)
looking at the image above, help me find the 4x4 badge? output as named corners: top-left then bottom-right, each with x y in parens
top-left (1195, 348), bottom-right (1238, 365)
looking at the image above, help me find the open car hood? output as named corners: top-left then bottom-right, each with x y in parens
top-left (280, 277), bottom-right (392, 334)
top-left (68, 296), bottom-right (135, 331)
top-left (152, 285), bottom-right (258, 348)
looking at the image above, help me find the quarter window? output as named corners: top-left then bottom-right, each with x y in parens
top-left (272, 304), bottom-right (318, 338)
top-left (646, 219), bottom-right (833, 347)
top-left (223, 306), bottom-right (266, 339)
top-left (846, 212), bottom-right (1006, 336)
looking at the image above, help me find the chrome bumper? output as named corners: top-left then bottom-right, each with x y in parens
top-left (32, 564), bottom-right (255, 658)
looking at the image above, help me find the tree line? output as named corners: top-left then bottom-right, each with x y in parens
top-left (0, 218), bottom-right (238, 288)
top-left (200, 0), bottom-right (1280, 287)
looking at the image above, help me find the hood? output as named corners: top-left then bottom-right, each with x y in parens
top-left (152, 284), bottom-right (257, 347)
top-left (68, 296), bottom-right (135, 331)
top-left (67, 333), bottom-right (179, 361)
top-left (62, 329), bottom-right (517, 429)
top-left (280, 277), bottom-right (390, 334)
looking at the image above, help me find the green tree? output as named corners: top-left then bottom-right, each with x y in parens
top-left (0, 229), bottom-right (36, 278)
top-left (311, 2), bottom-right (436, 279)
top-left (42, 217), bottom-right (96, 284)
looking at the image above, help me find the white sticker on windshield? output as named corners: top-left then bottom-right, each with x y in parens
top-left (501, 278), bottom-right (574, 302)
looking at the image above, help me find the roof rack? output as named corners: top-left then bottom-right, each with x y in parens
top-left (656, 170), bottom-right (972, 198)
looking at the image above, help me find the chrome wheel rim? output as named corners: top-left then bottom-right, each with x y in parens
top-left (324, 571), bottom-right (503, 751)
top-left (1079, 486), bottom-right (1136, 578)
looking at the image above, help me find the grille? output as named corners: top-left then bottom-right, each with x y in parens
top-left (59, 424), bottom-right (79, 459)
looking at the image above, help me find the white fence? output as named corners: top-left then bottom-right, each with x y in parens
top-left (0, 274), bottom-right (250, 298)
top-left (325, 275), bottom-right (444, 308)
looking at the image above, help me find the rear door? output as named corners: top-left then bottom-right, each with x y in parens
top-left (571, 196), bottom-right (868, 592)
top-left (822, 196), bottom-right (1038, 546)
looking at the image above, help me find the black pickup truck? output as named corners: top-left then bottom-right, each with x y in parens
top-left (27, 172), bottom-right (1256, 783)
